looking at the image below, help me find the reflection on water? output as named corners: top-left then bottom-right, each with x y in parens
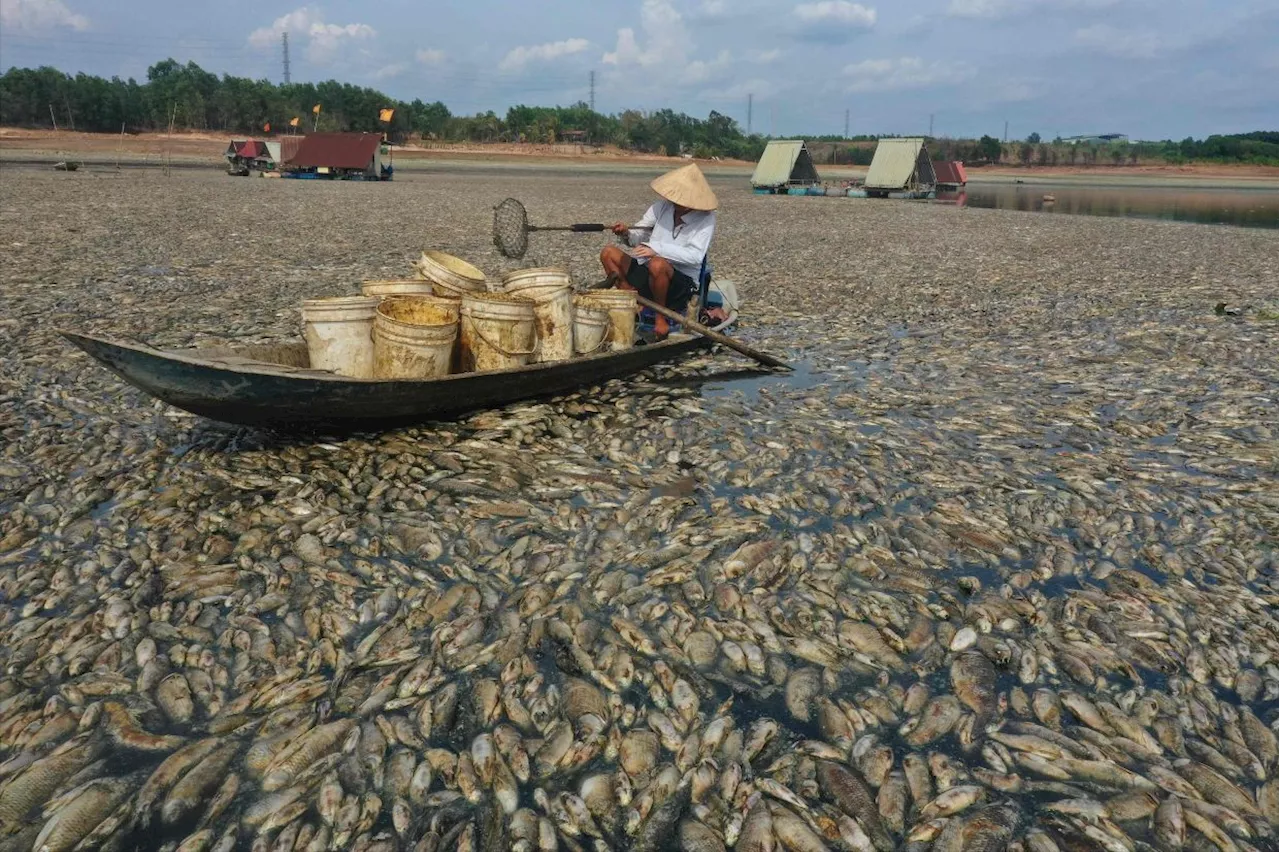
top-left (934, 185), bottom-right (1278, 228)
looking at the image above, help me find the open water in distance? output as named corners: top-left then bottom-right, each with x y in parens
top-left (938, 184), bottom-right (1278, 228)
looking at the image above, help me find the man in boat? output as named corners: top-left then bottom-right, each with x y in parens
top-left (600, 162), bottom-right (718, 340)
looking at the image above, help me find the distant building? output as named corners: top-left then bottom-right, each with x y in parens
top-left (286, 133), bottom-right (391, 180)
top-left (864, 138), bottom-right (936, 196)
top-left (750, 140), bottom-right (820, 191)
top-left (266, 137), bottom-right (304, 169)
top-left (224, 139), bottom-right (271, 175)
top-left (1062, 134), bottom-right (1129, 145)
top-left (932, 160), bottom-right (967, 189)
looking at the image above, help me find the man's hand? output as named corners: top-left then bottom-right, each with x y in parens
top-left (610, 222), bottom-right (630, 236)
top-left (632, 244), bottom-right (656, 259)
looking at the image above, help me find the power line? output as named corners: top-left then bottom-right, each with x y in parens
top-left (746, 93), bottom-right (752, 135)
top-left (844, 108), bottom-right (849, 138)
top-left (589, 70), bottom-right (595, 112)
top-left (282, 32), bottom-right (291, 85)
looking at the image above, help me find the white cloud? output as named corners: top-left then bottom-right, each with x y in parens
top-left (248, 7), bottom-right (376, 64)
top-left (0, 0), bottom-right (88, 32)
top-left (945, 0), bottom-right (1006, 18)
top-left (947, 0), bottom-right (1117, 18)
top-left (498, 38), bottom-right (590, 72)
top-left (693, 0), bottom-right (731, 20)
top-left (685, 49), bottom-right (733, 84)
top-left (1074, 24), bottom-right (1161, 58)
top-left (752, 48), bottom-right (782, 63)
top-left (699, 77), bottom-right (778, 103)
top-left (601, 0), bottom-right (751, 96)
top-left (794, 1), bottom-right (876, 26)
top-left (372, 63), bottom-right (406, 80)
top-left (604, 0), bottom-right (693, 68)
top-left (415, 48), bottom-right (446, 66)
top-left (843, 56), bottom-right (976, 91)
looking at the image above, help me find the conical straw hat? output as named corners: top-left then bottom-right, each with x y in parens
top-left (650, 163), bottom-right (718, 211)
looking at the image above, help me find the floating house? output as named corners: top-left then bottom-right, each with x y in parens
top-left (863, 138), bottom-right (936, 198)
top-left (265, 137), bottom-right (304, 170)
top-left (932, 160), bottom-right (967, 190)
top-left (224, 139), bottom-right (271, 175)
top-left (284, 133), bottom-right (392, 181)
top-left (225, 136), bottom-right (305, 175)
top-left (750, 140), bottom-right (821, 193)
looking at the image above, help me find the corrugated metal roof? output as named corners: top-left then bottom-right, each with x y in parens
top-left (278, 136), bottom-right (304, 164)
top-left (750, 140), bottom-right (820, 187)
top-left (865, 138), bottom-right (932, 190)
top-left (933, 161), bottom-right (967, 185)
top-left (289, 133), bottom-right (383, 170)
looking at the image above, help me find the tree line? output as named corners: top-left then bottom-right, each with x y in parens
top-left (931, 132), bottom-right (1278, 167)
top-left (0, 59), bottom-right (769, 160)
top-left (1, 59), bottom-right (1275, 165)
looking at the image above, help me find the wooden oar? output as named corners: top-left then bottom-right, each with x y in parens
top-left (583, 276), bottom-right (792, 371)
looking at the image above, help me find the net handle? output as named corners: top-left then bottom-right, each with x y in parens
top-left (528, 223), bottom-right (609, 233)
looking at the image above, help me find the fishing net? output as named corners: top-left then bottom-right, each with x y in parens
top-left (493, 197), bottom-right (529, 259)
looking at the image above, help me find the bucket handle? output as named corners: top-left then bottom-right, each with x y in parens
top-left (576, 332), bottom-right (610, 355)
top-left (463, 316), bottom-right (536, 357)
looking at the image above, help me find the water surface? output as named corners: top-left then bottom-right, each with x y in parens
top-left (940, 184), bottom-right (1278, 228)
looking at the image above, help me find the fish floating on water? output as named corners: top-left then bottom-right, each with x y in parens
top-left (0, 173), bottom-right (1277, 852)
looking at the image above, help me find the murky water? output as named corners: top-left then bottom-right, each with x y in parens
top-left (937, 184), bottom-right (1278, 228)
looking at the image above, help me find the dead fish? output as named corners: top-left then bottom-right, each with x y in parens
top-left (816, 760), bottom-right (894, 852)
top-left (950, 651), bottom-right (997, 731)
top-left (678, 817), bottom-right (727, 852)
top-left (33, 777), bottom-right (132, 852)
top-left (632, 782), bottom-right (691, 852)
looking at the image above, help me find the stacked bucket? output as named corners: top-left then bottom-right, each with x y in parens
top-left (298, 251), bottom-right (638, 380)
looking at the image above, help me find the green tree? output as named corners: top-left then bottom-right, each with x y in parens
top-left (0, 58), bottom-right (1273, 164)
top-left (978, 135), bottom-right (1002, 163)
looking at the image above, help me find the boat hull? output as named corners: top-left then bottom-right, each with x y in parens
top-left (61, 325), bottom-right (726, 432)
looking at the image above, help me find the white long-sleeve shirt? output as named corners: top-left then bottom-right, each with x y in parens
top-left (625, 200), bottom-right (716, 281)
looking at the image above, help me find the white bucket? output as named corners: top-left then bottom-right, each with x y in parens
top-left (413, 250), bottom-right (486, 301)
top-left (502, 267), bottom-right (573, 363)
top-left (572, 296), bottom-right (611, 356)
top-left (578, 288), bottom-right (637, 350)
top-left (373, 296), bottom-right (460, 379)
top-left (459, 291), bottom-right (536, 372)
top-left (361, 279), bottom-right (438, 300)
top-left (300, 295), bottom-right (379, 377)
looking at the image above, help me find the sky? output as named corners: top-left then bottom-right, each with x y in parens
top-left (1, 0), bottom-right (1276, 140)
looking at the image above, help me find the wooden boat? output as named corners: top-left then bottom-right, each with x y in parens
top-left (60, 309), bottom-right (737, 432)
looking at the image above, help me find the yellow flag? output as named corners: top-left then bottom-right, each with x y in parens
top-left (379, 108), bottom-right (395, 123)
top-left (263, 122), bottom-right (270, 132)
top-left (312, 104), bottom-right (321, 115)
top-left (289, 117), bottom-right (300, 127)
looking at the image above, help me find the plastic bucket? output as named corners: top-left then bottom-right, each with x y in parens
top-left (502, 267), bottom-right (573, 363)
top-left (361, 279), bottom-right (439, 300)
top-left (373, 296), bottom-right (460, 379)
top-left (572, 296), bottom-right (611, 356)
top-left (413, 250), bottom-right (486, 300)
top-left (578, 288), bottom-right (637, 351)
top-left (459, 291), bottom-right (536, 372)
top-left (300, 295), bottom-right (379, 377)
